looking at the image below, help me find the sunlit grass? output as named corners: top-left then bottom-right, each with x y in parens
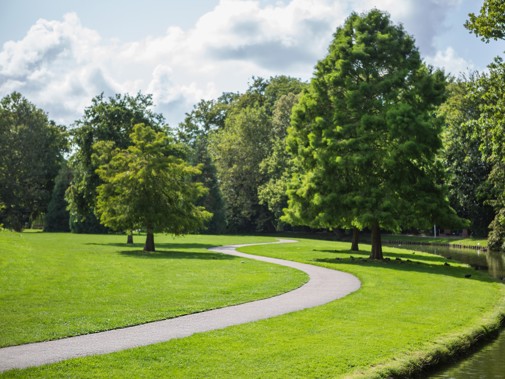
top-left (4, 237), bottom-right (504, 378)
top-left (0, 231), bottom-right (307, 347)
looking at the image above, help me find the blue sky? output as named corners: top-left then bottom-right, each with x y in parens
top-left (0, 0), bottom-right (503, 127)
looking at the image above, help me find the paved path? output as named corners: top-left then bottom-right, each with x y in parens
top-left (0, 239), bottom-right (361, 372)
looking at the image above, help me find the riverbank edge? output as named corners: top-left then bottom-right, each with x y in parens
top-left (349, 287), bottom-right (505, 378)
top-left (382, 239), bottom-right (487, 252)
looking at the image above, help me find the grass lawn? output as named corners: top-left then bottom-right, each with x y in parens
top-left (3, 237), bottom-right (504, 378)
top-left (0, 231), bottom-right (307, 347)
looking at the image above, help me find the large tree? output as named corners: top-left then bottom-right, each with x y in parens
top-left (93, 123), bottom-right (212, 251)
top-left (66, 92), bottom-right (165, 234)
top-left (283, 10), bottom-right (461, 259)
top-left (0, 92), bottom-right (67, 231)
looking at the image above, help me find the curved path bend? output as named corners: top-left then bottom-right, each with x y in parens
top-left (0, 239), bottom-right (361, 372)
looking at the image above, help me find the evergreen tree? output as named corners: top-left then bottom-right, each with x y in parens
top-left (283, 10), bottom-right (461, 258)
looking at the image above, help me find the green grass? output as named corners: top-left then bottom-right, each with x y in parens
top-left (0, 231), bottom-right (307, 347)
top-left (3, 237), bottom-right (504, 378)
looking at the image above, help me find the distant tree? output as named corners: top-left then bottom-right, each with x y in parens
top-left (208, 76), bottom-right (306, 232)
top-left (44, 163), bottom-right (72, 232)
top-left (283, 10), bottom-right (462, 259)
top-left (258, 93), bottom-right (302, 230)
top-left (465, 0), bottom-right (505, 42)
top-left (66, 92), bottom-right (165, 234)
top-left (93, 124), bottom-right (212, 252)
top-left (439, 79), bottom-right (494, 237)
top-left (470, 58), bottom-right (505, 251)
top-left (0, 92), bottom-right (67, 231)
top-left (210, 105), bottom-right (272, 232)
top-left (176, 94), bottom-right (238, 233)
top-left (464, 2), bottom-right (505, 251)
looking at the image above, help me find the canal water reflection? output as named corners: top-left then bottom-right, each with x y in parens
top-left (386, 243), bottom-right (505, 378)
top-left (389, 243), bottom-right (505, 280)
top-left (428, 329), bottom-right (505, 378)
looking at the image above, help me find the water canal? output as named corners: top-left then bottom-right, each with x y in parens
top-left (386, 243), bottom-right (505, 378)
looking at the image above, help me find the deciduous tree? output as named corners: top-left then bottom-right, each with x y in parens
top-left (465, 0), bottom-right (505, 42)
top-left (0, 92), bottom-right (67, 231)
top-left (66, 92), bottom-right (165, 234)
top-left (93, 124), bottom-right (212, 251)
top-left (439, 79), bottom-right (494, 237)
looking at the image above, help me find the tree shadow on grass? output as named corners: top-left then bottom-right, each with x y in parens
top-left (313, 250), bottom-right (498, 284)
top-left (87, 242), bottom-right (217, 250)
top-left (118, 249), bottom-right (236, 260)
top-left (313, 249), bottom-right (450, 264)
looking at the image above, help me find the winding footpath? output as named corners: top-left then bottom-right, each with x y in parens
top-left (0, 239), bottom-right (361, 372)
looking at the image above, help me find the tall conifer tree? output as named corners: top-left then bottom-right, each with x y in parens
top-left (283, 10), bottom-right (461, 258)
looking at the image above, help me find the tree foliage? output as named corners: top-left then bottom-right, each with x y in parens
top-left (44, 164), bottom-right (72, 232)
top-left (209, 76), bottom-right (306, 232)
top-left (439, 79), bottom-right (494, 237)
top-left (465, 0), bottom-right (505, 42)
top-left (93, 124), bottom-right (212, 251)
top-left (176, 94), bottom-right (238, 233)
top-left (283, 10), bottom-right (461, 258)
top-left (469, 58), bottom-right (505, 250)
top-left (0, 92), bottom-right (67, 231)
top-left (258, 93), bottom-right (302, 230)
top-left (66, 92), bottom-right (165, 233)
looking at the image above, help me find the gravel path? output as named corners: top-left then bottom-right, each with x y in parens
top-left (0, 239), bottom-right (361, 372)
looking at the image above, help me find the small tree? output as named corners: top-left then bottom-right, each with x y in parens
top-left (93, 124), bottom-right (212, 251)
top-left (66, 92), bottom-right (165, 234)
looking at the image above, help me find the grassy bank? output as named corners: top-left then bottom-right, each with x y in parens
top-left (3, 237), bottom-right (504, 378)
top-left (0, 232), bottom-right (306, 347)
top-left (380, 233), bottom-right (488, 248)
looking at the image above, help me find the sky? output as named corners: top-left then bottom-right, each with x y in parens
top-left (0, 0), bottom-right (504, 127)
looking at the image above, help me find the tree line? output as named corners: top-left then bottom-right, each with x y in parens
top-left (1, 5), bottom-right (503, 253)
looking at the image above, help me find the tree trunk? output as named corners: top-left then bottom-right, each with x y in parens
top-left (351, 227), bottom-right (359, 251)
top-left (370, 222), bottom-right (383, 260)
top-left (144, 225), bottom-right (155, 252)
top-left (127, 230), bottom-right (134, 244)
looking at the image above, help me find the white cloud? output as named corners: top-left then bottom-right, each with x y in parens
top-left (426, 46), bottom-right (475, 74)
top-left (0, 0), bottom-right (466, 127)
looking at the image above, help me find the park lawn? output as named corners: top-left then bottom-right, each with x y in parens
top-left (0, 231), bottom-right (307, 347)
top-left (4, 238), bottom-right (505, 378)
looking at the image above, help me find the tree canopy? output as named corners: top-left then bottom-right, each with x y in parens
top-left (209, 76), bottom-right (306, 232)
top-left (465, 0), bottom-right (505, 42)
top-left (439, 78), bottom-right (494, 237)
top-left (66, 92), bottom-right (165, 233)
top-left (0, 92), bottom-right (67, 231)
top-left (93, 123), bottom-right (212, 251)
top-left (283, 9), bottom-right (462, 258)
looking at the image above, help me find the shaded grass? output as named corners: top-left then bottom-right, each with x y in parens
top-left (0, 232), bottom-right (307, 347)
top-left (3, 237), bottom-right (504, 378)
